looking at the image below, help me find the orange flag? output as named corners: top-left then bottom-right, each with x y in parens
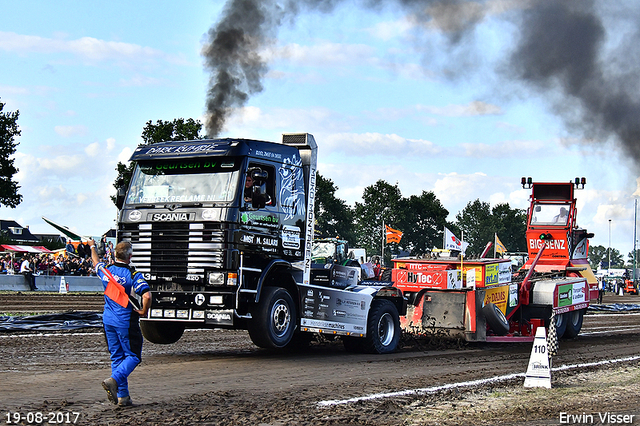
top-left (100, 266), bottom-right (130, 308)
top-left (385, 225), bottom-right (403, 244)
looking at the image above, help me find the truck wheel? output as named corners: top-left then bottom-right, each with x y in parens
top-left (140, 320), bottom-right (185, 344)
top-left (553, 312), bottom-right (567, 339)
top-left (483, 303), bottom-right (509, 336)
top-left (563, 309), bottom-right (585, 339)
top-left (362, 299), bottom-right (401, 354)
top-left (248, 286), bottom-right (296, 349)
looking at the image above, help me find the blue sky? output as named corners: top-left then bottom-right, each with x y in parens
top-left (0, 0), bottom-right (638, 260)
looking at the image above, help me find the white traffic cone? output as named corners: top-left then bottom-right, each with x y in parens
top-left (524, 326), bottom-right (552, 389)
top-left (59, 276), bottom-right (68, 294)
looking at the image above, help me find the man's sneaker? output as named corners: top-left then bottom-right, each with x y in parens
top-left (101, 378), bottom-right (118, 405)
top-left (117, 396), bottom-right (133, 406)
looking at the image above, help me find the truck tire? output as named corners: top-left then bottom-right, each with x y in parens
top-left (248, 286), bottom-right (296, 349)
top-left (362, 299), bottom-right (401, 354)
top-left (140, 320), bottom-right (185, 344)
top-left (563, 309), bottom-right (585, 339)
top-left (483, 303), bottom-right (509, 336)
top-left (553, 312), bottom-right (567, 339)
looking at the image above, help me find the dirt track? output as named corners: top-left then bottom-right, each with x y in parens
top-left (1, 292), bottom-right (640, 425)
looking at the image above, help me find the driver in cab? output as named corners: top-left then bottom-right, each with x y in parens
top-left (244, 172), bottom-right (272, 207)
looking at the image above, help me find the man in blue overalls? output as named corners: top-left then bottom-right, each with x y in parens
top-left (89, 240), bottom-right (151, 406)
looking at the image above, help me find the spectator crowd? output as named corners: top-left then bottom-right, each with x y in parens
top-left (1, 236), bottom-right (116, 277)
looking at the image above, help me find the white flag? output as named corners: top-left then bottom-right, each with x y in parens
top-left (444, 227), bottom-right (469, 254)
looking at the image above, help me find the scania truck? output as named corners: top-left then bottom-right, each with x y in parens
top-left (115, 133), bottom-right (405, 353)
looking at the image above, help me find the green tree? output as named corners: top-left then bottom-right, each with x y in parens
top-left (455, 200), bottom-right (527, 257)
top-left (354, 180), bottom-right (403, 265)
top-left (398, 191), bottom-right (449, 256)
top-left (0, 99), bottom-right (22, 208)
top-left (455, 199), bottom-right (495, 256)
top-left (589, 244), bottom-right (607, 270)
top-left (607, 248), bottom-right (624, 268)
top-left (314, 173), bottom-right (355, 244)
top-left (592, 245), bottom-right (624, 269)
top-left (112, 118), bottom-right (203, 204)
top-left (491, 203), bottom-right (527, 253)
top-left (627, 249), bottom-right (640, 269)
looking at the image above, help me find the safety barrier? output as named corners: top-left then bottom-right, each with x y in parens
top-left (0, 275), bottom-right (103, 292)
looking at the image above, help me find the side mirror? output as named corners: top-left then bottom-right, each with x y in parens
top-left (251, 189), bottom-right (267, 209)
top-left (116, 187), bottom-right (126, 210)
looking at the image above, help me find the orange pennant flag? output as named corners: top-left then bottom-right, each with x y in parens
top-left (385, 225), bottom-right (403, 244)
top-left (100, 266), bottom-right (131, 308)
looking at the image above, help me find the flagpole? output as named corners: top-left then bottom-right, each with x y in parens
top-left (460, 230), bottom-right (464, 283)
top-left (493, 233), bottom-right (497, 258)
top-left (381, 219), bottom-right (385, 264)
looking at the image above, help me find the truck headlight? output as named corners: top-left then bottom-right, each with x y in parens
top-left (208, 272), bottom-right (225, 286)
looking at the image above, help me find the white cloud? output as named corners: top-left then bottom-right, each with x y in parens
top-left (367, 17), bottom-right (414, 41)
top-left (0, 31), bottom-right (187, 67)
top-left (417, 101), bottom-right (502, 117)
top-left (54, 125), bottom-right (88, 137)
top-left (85, 142), bottom-right (100, 157)
top-left (270, 42), bottom-right (376, 68)
top-left (0, 85), bottom-right (29, 95)
top-left (432, 172), bottom-right (488, 208)
top-left (458, 139), bottom-right (548, 158)
top-left (118, 75), bottom-right (167, 87)
top-left (224, 106), bottom-right (352, 135)
top-left (323, 132), bottom-right (442, 158)
top-left (117, 147), bottom-right (133, 164)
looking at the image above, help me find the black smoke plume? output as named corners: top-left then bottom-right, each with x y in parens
top-left (508, 1), bottom-right (640, 168)
top-left (203, 0), bottom-right (640, 170)
top-left (202, 0), bottom-right (474, 137)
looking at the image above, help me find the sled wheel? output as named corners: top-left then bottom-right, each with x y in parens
top-left (563, 309), bottom-right (584, 339)
top-left (362, 299), bottom-right (401, 354)
top-left (140, 320), bottom-right (185, 344)
top-left (553, 311), bottom-right (568, 339)
top-left (483, 302), bottom-right (509, 336)
top-left (248, 286), bottom-right (296, 349)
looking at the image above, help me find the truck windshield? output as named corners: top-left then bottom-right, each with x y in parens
top-left (125, 159), bottom-right (240, 204)
top-left (530, 203), bottom-right (570, 226)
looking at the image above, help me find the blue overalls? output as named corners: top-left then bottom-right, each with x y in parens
top-left (96, 261), bottom-right (150, 399)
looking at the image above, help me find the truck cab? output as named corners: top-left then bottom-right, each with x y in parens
top-left (116, 133), bottom-right (405, 353)
top-left (521, 177), bottom-right (598, 301)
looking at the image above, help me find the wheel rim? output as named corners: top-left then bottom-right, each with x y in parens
top-left (569, 310), bottom-right (581, 326)
top-left (271, 298), bottom-right (291, 337)
top-left (377, 312), bottom-right (395, 347)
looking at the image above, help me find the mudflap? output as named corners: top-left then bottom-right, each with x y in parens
top-left (400, 289), bottom-right (486, 342)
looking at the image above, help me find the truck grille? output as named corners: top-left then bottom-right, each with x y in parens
top-left (120, 222), bottom-right (227, 279)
